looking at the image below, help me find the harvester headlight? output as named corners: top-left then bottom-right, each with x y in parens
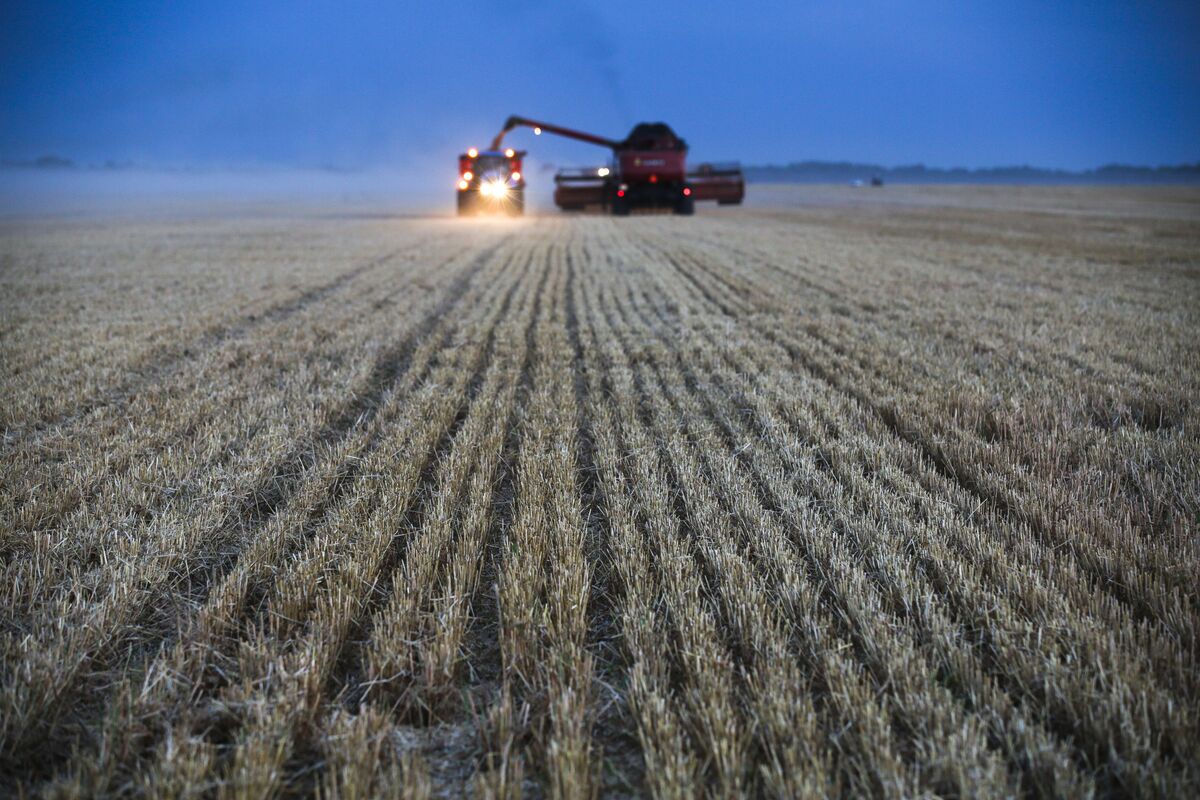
top-left (462, 170), bottom-right (473, 181)
top-left (457, 179), bottom-right (469, 190)
top-left (505, 148), bottom-right (515, 158)
top-left (480, 182), bottom-right (492, 197)
top-left (489, 180), bottom-right (508, 198)
top-left (533, 127), bottom-right (542, 135)
top-left (510, 171), bottom-right (521, 182)
top-left (468, 147), bottom-right (478, 158)
top-left (597, 166), bottom-right (610, 177)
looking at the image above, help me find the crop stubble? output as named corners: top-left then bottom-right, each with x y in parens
top-left (2, 188), bottom-right (1198, 797)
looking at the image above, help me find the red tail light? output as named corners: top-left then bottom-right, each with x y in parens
top-left (649, 174), bottom-right (658, 183)
top-left (683, 187), bottom-right (692, 196)
top-left (616, 189), bottom-right (625, 198)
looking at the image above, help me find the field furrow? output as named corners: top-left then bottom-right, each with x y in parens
top-left (2, 188), bottom-right (1197, 797)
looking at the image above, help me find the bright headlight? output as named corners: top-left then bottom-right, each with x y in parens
top-left (489, 181), bottom-right (507, 197)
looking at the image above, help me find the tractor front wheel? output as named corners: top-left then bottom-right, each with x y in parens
top-left (507, 189), bottom-right (525, 216)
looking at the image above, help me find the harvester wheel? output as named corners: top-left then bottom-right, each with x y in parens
top-left (611, 195), bottom-right (631, 216)
top-left (675, 195), bottom-right (695, 216)
top-left (456, 193), bottom-right (474, 216)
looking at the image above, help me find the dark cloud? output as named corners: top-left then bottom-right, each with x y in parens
top-left (504, 0), bottom-right (631, 124)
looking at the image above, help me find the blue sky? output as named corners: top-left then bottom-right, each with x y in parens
top-left (2, 1), bottom-right (1198, 170)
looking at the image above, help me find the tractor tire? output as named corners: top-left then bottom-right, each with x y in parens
top-left (507, 190), bottom-right (525, 216)
top-left (456, 192), bottom-right (474, 216)
top-left (675, 195), bottom-right (695, 215)
top-left (611, 195), bottom-right (631, 217)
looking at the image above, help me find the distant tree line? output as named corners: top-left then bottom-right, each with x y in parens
top-left (1, 155), bottom-right (138, 170)
top-left (745, 160), bottom-right (1200, 184)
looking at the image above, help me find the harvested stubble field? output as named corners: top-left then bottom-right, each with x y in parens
top-left (1, 186), bottom-right (1198, 798)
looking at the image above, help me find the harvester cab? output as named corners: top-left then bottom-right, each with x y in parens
top-left (456, 147), bottom-right (526, 216)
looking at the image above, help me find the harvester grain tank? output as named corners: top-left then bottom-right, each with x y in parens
top-left (487, 115), bottom-right (744, 215)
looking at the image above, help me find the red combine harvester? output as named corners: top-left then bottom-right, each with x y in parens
top-left (456, 147), bottom-right (526, 216)
top-left (488, 115), bottom-right (744, 215)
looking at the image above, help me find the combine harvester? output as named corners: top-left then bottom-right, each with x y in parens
top-left (457, 115), bottom-right (744, 216)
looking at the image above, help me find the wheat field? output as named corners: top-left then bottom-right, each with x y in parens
top-left (2, 187), bottom-right (1198, 798)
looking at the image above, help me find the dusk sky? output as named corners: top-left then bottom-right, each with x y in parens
top-left (2, 1), bottom-right (1198, 170)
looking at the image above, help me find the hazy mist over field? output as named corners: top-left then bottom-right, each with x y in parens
top-left (0, 165), bottom-right (469, 217)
